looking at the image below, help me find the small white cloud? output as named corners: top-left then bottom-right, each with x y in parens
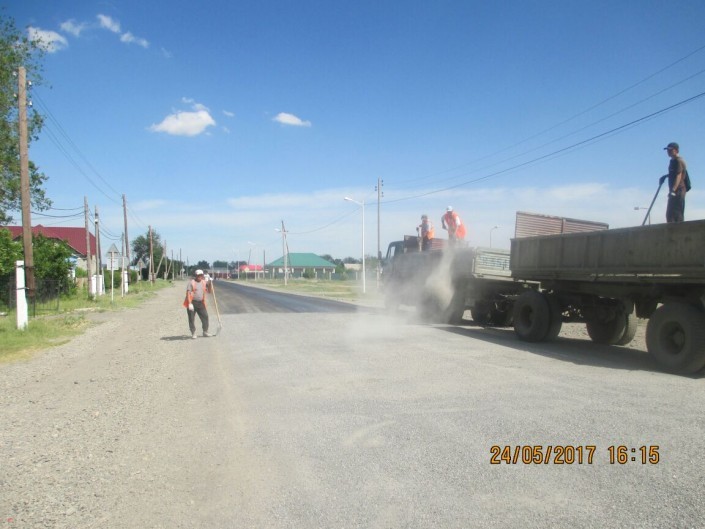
top-left (161, 47), bottom-right (173, 59)
top-left (120, 31), bottom-right (149, 48)
top-left (60, 19), bottom-right (85, 37)
top-left (273, 112), bottom-right (311, 127)
top-left (223, 110), bottom-right (235, 118)
top-left (222, 126), bottom-right (231, 134)
top-left (97, 14), bottom-right (121, 33)
top-left (150, 101), bottom-right (216, 137)
top-left (28, 27), bottom-right (68, 53)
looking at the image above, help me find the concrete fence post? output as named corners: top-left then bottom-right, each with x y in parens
top-left (15, 260), bottom-right (28, 331)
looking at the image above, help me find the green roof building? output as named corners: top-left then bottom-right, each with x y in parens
top-left (267, 253), bottom-right (336, 278)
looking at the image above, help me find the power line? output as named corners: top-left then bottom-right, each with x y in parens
top-left (391, 43), bottom-right (705, 189)
top-left (34, 92), bottom-right (122, 201)
top-left (384, 89), bottom-right (705, 204)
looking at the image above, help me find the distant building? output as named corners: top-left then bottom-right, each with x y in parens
top-left (3, 225), bottom-right (98, 271)
top-left (267, 253), bottom-right (336, 278)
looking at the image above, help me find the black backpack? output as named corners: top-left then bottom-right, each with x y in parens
top-left (685, 170), bottom-right (692, 192)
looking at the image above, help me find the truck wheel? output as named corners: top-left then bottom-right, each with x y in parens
top-left (646, 303), bottom-right (705, 374)
top-left (544, 295), bottom-right (563, 342)
top-left (586, 313), bottom-right (627, 344)
top-left (615, 312), bottom-right (638, 346)
top-left (513, 291), bottom-right (551, 342)
top-left (471, 301), bottom-right (492, 325)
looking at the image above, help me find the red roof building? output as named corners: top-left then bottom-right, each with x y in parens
top-left (2, 225), bottom-right (97, 258)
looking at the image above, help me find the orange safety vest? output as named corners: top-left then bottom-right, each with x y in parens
top-left (183, 279), bottom-right (210, 308)
top-left (419, 220), bottom-right (435, 240)
top-left (443, 212), bottom-right (466, 240)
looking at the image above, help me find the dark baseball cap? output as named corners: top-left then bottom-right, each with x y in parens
top-left (664, 142), bottom-right (679, 151)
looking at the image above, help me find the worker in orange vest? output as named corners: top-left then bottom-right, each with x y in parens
top-left (183, 269), bottom-right (212, 338)
top-left (417, 214), bottom-right (435, 251)
top-left (441, 206), bottom-right (466, 246)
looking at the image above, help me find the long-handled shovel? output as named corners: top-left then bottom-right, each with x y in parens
top-left (642, 179), bottom-right (664, 226)
top-left (210, 280), bottom-right (223, 336)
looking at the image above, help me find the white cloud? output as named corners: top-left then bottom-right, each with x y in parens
top-left (149, 101), bottom-right (216, 137)
top-left (161, 47), bottom-right (173, 59)
top-left (60, 19), bottom-right (85, 37)
top-left (273, 112), bottom-right (311, 127)
top-left (120, 31), bottom-right (149, 48)
top-left (223, 110), bottom-right (235, 118)
top-left (28, 27), bottom-right (68, 53)
top-left (97, 14), bottom-right (121, 33)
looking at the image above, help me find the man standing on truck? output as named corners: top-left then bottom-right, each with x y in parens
top-left (441, 206), bottom-right (466, 246)
top-left (417, 214), bottom-right (435, 251)
top-left (659, 142), bottom-right (688, 223)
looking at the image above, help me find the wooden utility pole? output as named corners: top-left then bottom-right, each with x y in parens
top-left (122, 194), bottom-right (130, 290)
top-left (84, 196), bottom-right (93, 297)
top-left (18, 66), bottom-right (34, 297)
top-left (94, 205), bottom-right (102, 295)
top-left (148, 225), bottom-right (154, 283)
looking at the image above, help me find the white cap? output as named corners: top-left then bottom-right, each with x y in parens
top-left (446, 206), bottom-right (453, 212)
top-left (195, 269), bottom-right (204, 276)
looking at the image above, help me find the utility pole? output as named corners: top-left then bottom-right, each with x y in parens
top-left (18, 66), bottom-right (35, 299)
top-left (122, 194), bottom-right (130, 291)
top-left (163, 240), bottom-right (168, 280)
top-left (84, 197), bottom-right (93, 297)
top-left (148, 225), bottom-right (154, 283)
top-left (94, 205), bottom-right (103, 295)
top-left (280, 220), bottom-right (289, 286)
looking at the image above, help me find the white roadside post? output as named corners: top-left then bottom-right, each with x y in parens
top-left (15, 260), bottom-right (28, 330)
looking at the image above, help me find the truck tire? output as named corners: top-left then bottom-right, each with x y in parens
top-left (646, 302), bottom-right (705, 374)
top-left (471, 301), bottom-right (492, 325)
top-left (544, 295), bottom-right (563, 342)
top-left (615, 311), bottom-right (638, 346)
top-left (586, 316), bottom-right (627, 345)
top-left (513, 290), bottom-right (551, 342)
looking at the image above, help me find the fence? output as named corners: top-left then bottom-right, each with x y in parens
top-left (0, 276), bottom-right (72, 316)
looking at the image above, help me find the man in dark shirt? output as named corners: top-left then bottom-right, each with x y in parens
top-left (659, 142), bottom-right (688, 223)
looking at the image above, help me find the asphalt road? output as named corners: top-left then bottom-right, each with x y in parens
top-left (2, 282), bottom-right (704, 528)
top-left (197, 283), bottom-right (705, 528)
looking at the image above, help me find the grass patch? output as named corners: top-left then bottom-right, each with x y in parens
top-left (0, 279), bottom-right (174, 363)
top-left (0, 313), bottom-right (89, 363)
top-left (233, 278), bottom-right (379, 302)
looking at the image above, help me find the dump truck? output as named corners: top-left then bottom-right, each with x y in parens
top-left (381, 219), bottom-right (705, 374)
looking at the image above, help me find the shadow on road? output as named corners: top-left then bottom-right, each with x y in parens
top-left (437, 323), bottom-right (705, 379)
top-left (160, 335), bottom-right (195, 341)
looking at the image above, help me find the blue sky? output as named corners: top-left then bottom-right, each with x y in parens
top-left (7, 0), bottom-right (705, 267)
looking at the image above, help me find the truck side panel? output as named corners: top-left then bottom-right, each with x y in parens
top-left (510, 219), bottom-right (705, 280)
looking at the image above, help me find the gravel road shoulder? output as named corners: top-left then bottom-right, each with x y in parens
top-left (0, 283), bottom-right (240, 528)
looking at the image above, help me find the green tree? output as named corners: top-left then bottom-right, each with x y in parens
top-left (32, 234), bottom-right (73, 282)
top-left (0, 227), bottom-right (22, 276)
top-left (0, 12), bottom-right (51, 224)
top-left (131, 229), bottom-right (163, 269)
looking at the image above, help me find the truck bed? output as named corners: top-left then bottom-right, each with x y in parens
top-left (510, 219), bottom-right (705, 282)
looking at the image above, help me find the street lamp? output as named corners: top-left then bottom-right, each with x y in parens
top-left (634, 206), bottom-right (651, 225)
top-left (275, 223), bottom-right (288, 285)
top-left (344, 197), bottom-right (366, 294)
top-left (490, 225), bottom-right (500, 248)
